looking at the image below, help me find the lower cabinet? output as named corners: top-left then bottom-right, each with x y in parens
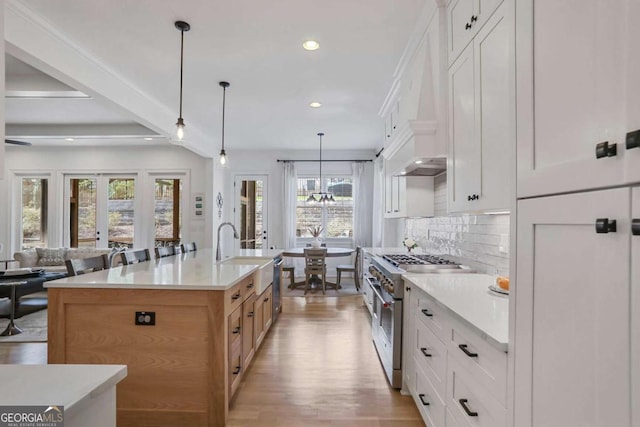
top-left (255, 285), bottom-right (273, 349)
top-left (405, 283), bottom-right (507, 427)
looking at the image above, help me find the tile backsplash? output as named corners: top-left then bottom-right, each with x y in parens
top-left (405, 173), bottom-right (510, 276)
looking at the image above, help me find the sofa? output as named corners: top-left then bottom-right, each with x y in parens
top-left (13, 247), bottom-right (117, 273)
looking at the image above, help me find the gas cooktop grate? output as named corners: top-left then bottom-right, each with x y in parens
top-left (382, 254), bottom-right (459, 266)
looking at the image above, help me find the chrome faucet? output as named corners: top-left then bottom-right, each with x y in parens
top-left (216, 222), bottom-right (240, 261)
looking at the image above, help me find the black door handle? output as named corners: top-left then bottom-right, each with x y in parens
top-left (247, 311), bottom-right (254, 318)
top-left (465, 22), bottom-right (472, 30)
top-left (626, 129), bottom-right (640, 150)
top-left (458, 344), bottom-right (478, 358)
top-left (467, 195), bottom-right (472, 201)
top-left (632, 219), bottom-right (640, 236)
top-left (232, 326), bottom-right (241, 334)
top-left (232, 366), bottom-right (241, 375)
top-left (232, 293), bottom-right (241, 300)
top-left (420, 348), bottom-right (432, 357)
top-left (595, 218), bottom-right (617, 234)
top-left (421, 309), bottom-right (433, 317)
top-left (595, 141), bottom-right (617, 158)
top-left (471, 15), bottom-right (478, 22)
top-left (459, 399), bottom-right (478, 417)
top-left (418, 394), bottom-right (430, 406)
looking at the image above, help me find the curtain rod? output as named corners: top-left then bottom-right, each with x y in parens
top-left (277, 159), bottom-right (372, 163)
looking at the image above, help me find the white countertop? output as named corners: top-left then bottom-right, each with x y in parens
top-left (0, 364), bottom-right (126, 416)
top-left (46, 249), bottom-right (274, 290)
top-left (402, 273), bottom-right (509, 351)
top-left (234, 249), bottom-right (283, 258)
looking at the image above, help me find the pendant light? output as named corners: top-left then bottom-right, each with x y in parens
top-left (219, 81), bottom-right (230, 165)
top-left (306, 132), bottom-right (335, 204)
top-left (175, 21), bottom-right (190, 141)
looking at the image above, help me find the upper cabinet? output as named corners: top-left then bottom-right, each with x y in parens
top-left (516, 0), bottom-right (638, 198)
top-left (384, 175), bottom-right (435, 219)
top-left (447, 2), bottom-right (513, 213)
top-left (447, 0), bottom-right (504, 65)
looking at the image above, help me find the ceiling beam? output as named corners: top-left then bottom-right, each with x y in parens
top-left (6, 123), bottom-right (160, 139)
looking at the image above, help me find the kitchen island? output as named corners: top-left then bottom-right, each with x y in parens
top-left (45, 248), bottom-right (281, 427)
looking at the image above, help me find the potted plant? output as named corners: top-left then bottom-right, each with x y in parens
top-left (402, 238), bottom-right (418, 253)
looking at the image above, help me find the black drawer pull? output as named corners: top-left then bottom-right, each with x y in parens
top-left (248, 311), bottom-right (254, 318)
top-left (459, 398), bottom-right (478, 417)
top-left (421, 309), bottom-right (433, 317)
top-left (633, 219), bottom-right (640, 236)
top-left (231, 293), bottom-right (241, 300)
top-left (247, 283), bottom-right (254, 289)
top-left (465, 22), bottom-right (472, 30)
top-left (626, 129), bottom-right (640, 150)
top-left (467, 195), bottom-right (472, 201)
top-left (420, 348), bottom-right (432, 358)
top-left (595, 218), bottom-right (617, 234)
top-left (264, 297), bottom-right (269, 302)
top-left (418, 394), bottom-right (430, 406)
top-left (595, 141), bottom-right (617, 158)
top-left (458, 344), bottom-right (478, 358)
top-left (232, 326), bottom-right (241, 334)
top-left (232, 366), bottom-right (241, 375)
top-left (470, 15), bottom-right (478, 22)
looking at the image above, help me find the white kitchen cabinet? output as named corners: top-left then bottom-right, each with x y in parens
top-left (384, 175), bottom-right (434, 218)
top-left (633, 187), bottom-right (640, 425)
top-left (516, 0), bottom-right (635, 197)
top-left (447, 0), bottom-right (504, 65)
top-left (448, 2), bottom-right (512, 213)
top-left (515, 188), bottom-right (631, 427)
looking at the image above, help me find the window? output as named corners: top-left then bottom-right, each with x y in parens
top-left (154, 178), bottom-right (182, 247)
top-left (296, 177), bottom-right (353, 240)
top-left (21, 178), bottom-right (48, 248)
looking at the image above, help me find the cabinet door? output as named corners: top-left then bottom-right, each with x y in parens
top-left (474, 4), bottom-right (511, 212)
top-left (384, 174), bottom-right (393, 217)
top-left (262, 286), bottom-right (273, 331)
top-left (516, 0), bottom-right (628, 197)
top-left (515, 188), bottom-right (630, 427)
top-left (624, 1), bottom-right (640, 184)
top-left (391, 175), bottom-right (402, 216)
top-left (632, 187), bottom-right (640, 423)
top-left (242, 293), bottom-right (256, 368)
top-left (447, 0), bottom-right (477, 64)
top-left (448, 45), bottom-right (478, 213)
top-left (254, 294), bottom-right (265, 348)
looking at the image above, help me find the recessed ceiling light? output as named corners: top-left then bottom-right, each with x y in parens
top-left (302, 40), bottom-right (320, 51)
top-left (144, 137), bottom-right (153, 141)
top-left (309, 102), bottom-right (322, 108)
top-left (65, 138), bottom-right (74, 142)
top-left (415, 160), bottom-right (423, 164)
top-left (400, 170), bottom-right (406, 175)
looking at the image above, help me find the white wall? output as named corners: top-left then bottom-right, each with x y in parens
top-left (0, 144), bottom-right (214, 255)
top-left (221, 148), bottom-right (375, 257)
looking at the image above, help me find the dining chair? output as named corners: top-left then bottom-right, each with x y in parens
top-left (181, 242), bottom-right (197, 253)
top-left (173, 245), bottom-right (182, 255)
top-left (154, 246), bottom-right (175, 259)
top-left (304, 248), bottom-right (327, 295)
top-left (65, 254), bottom-right (111, 276)
top-left (120, 249), bottom-right (151, 265)
top-left (336, 246), bottom-right (361, 291)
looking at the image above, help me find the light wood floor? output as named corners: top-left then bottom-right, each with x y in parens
top-left (0, 294), bottom-right (423, 427)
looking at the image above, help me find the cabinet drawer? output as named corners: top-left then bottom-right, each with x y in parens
top-left (226, 281), bottom-right (244, 313)
top-left (414, 318), bottom-right (447, 400)
top-left (447, 355), bottom-right (507, 427)
top-left (415, 293), bottom-right (451, 344)
top-left (448, 318), bottom-right (507, 405)
top-left (228, 305), bottom-right (242, 350)
top-left (228, 348), bottom-right (242, 397)
top-left (414, 364), bottom-right (446, 427)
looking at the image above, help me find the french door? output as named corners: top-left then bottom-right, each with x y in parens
top-left (64, 174), bottom-right (139, 249)
top-left (234, 175), bottom-right (268, 250)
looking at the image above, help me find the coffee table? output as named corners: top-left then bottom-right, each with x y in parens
top-left (0, 272), bottom-right (66, 319)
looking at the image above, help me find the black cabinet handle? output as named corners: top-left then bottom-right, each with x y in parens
top-left (232, 293), bottom-right (241, 300)
top-left (405, 286), bottom-right (411, 292)
top-left (632, 219), bottom-right (640, 236)
top-left (471, 15), bottom-right (478, 22)
top-left (459, 399), bottom-right (478, 417)
top-left (421, 309), bottom-right (433, 317)
top-left (458, 344), bottom-right (478, 358)
top-left (232, 366), bottom-right (241, 375)
top-left (595, 141), bottom-right (617, 158)
top-left (420, 347), bottom-right (432, 357)
top-left (247, 283), bottom-right (254, 289)
top-left (595, 218), bottom-right (617, 234)
top-left (626, 129), bottom-right (640, 150)
top-left (248, 311), bottom-right (254, 318)
top-left (418, 394), bottom-right (430, 406)
top-left (465, 22), bottom-right (472, 30)
top-left (467, 195), bottom-right (472, 201)
top-left (232, 326), bottom-right (241, 334)
top-left (264, 297), bottom-right (269, 302)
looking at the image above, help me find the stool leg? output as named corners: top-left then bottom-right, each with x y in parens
top-left (1, 285), bottom-right (23, 336)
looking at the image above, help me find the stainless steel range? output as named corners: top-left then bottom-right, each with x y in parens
top-left (366, 252), bottom-right (469, 388)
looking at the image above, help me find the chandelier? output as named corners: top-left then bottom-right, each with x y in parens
top-left (306, 132), bottom-right (335, 204)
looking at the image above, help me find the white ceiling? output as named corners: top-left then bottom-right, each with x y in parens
top-left (5, 0), bottom-right (427, 153)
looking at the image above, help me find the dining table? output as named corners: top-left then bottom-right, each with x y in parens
top-left (282, 247), bottom-right (354, 290)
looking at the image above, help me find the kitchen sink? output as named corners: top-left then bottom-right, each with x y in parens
top-left (221, 257), bottom-right (274, 294)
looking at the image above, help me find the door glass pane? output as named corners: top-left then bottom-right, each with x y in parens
top-left (21, 178), bottom-right (48, 249)
top-left (154, 178), bottom-right (182, 247)
top-left (71, 178), bottom-right (98, 248)
top-left (255, 180), bottom-right (263, 249)
top-left (108, 178), bottom-right (135, 248)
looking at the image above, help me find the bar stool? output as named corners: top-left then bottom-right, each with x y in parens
top-left (0, 281), bottom-right (28, 336)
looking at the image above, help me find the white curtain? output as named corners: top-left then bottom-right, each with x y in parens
top-left (371, 156), bottom-right (384, 247)
top-left (352, 162), bottom-right (372, 248)
top-left (282, 162), bottom-right (297, 249)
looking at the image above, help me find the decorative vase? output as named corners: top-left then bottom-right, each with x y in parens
top-left (311, 236), bottom-right (322, 248)
top-left (407, 247), bottom-right (412, 253)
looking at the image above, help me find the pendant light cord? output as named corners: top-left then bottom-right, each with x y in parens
top-left (221, 85), bottom-right (226, 151)
top-left (179, 29), bottom-right (184, 118)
